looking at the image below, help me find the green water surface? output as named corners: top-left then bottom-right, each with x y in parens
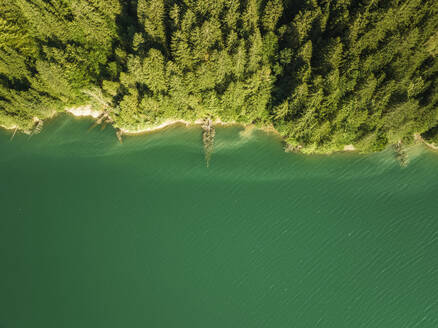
top-left (1, 116), bottom-right (438, 328)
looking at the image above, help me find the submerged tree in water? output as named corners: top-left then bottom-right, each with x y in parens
top-left (393, 142), bottom-right (409, 167)
top-left (0, 0), bottom-right (437, 154)
top-left (202, 119), bottom-right (215, 167)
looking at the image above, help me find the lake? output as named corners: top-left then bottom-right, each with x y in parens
top-left (1, 116), bottom-right (437, 328)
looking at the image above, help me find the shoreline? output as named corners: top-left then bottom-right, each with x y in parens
top-left (119, 119), bottom-right (202, 135)
top-left (65, 105), bottom-right (103, 119)
top-left (343, 144), bottom-right (356, 152)
top-left (0, 124), bottom-right (18, 131)
top-left (2, 106), bottom-right (437, 153)
top-left (414, 133), bottom-right (438, 151)
top-left (118, 118), bottom-right (242, 135)
top-left (425, 142), bottom-right (438, 151)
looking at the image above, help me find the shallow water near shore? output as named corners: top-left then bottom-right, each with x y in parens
top-left (1, 116), bottom-right (438, 328)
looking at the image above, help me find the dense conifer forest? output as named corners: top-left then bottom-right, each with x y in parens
top-left (1, 0), bottom-right (437, 152)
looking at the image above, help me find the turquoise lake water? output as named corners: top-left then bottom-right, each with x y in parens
top-left (1, 116), bottom-right (438, 328)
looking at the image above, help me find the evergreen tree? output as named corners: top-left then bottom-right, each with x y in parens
top-left (0, 0), bottom-right (436, 152)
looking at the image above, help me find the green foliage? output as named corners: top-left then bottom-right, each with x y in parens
top-left (0, 0), bottom-right (437, 153)
top-left (0, 0), bottom-right (120, 130)
top-left (273, 0), bottom-right (438, 153)
top-left (422, 126), bottom-right (438, 145)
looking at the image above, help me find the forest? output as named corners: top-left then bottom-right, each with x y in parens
top-left (0, 0), bottom-right (437, 153)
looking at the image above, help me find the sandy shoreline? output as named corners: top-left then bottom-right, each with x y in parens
top-left (66, 105), bottom-right (103, 119)
top-left (119, 118), bottom-right (239, 135)
top-left (414, 133), bottom-right (438, 151)
top-left (64, 106), bottom-right (240, 135)
top-left (120, 119), bottom-right (197, 135)
top-left (343, 144), bottom-right (356, 151)
top-left (3, 106), bottom-right (437, 153)
top-left (422, 140), bottom-right (438, 150)
top-left (0, 124), bottom-right (17, 131)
